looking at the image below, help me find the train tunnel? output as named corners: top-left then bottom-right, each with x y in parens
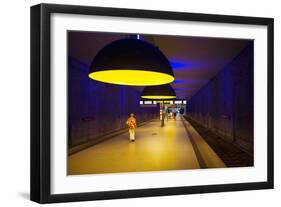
top-left (67, 31), bottom-right (253, 175)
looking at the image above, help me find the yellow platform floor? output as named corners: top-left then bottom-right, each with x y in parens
top-left (68, 116), bottom-right (208, 175)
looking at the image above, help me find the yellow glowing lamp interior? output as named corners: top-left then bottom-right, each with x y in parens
top-left (141, 95), bottom-right (176, 99)
top-left (88, 70), bottom-right (174, 86)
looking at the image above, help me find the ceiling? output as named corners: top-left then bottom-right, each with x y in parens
top-left (68, 31), bottom-right (251, 99)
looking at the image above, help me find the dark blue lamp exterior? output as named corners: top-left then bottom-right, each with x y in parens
top-left (89, 38), bottom-right (174, 76)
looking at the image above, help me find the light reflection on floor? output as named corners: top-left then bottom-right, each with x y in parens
top-left (68, 116), bottom-right (200, 175)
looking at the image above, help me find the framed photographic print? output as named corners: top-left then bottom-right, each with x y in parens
top-left (30, 3), bottom-right (274, 203)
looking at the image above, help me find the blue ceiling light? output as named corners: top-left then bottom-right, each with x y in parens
top-left (169, 59), bottom-right (209, 71)
top-left (169, 61), bottom-right (188, 69)
top-left (173, 79), bottom-right (206, 84)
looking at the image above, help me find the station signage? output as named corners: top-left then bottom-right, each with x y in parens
top-left (140, 99), bottom-right (187, 106)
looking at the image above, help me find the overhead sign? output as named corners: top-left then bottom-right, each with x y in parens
top-left (140, 99), bottom-right (187, 105)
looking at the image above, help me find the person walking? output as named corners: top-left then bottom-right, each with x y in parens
top-left (126, 113), bottom-right (137, 142)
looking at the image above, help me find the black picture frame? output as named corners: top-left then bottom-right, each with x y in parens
top-left (30, 3), bottom-right (274, 204)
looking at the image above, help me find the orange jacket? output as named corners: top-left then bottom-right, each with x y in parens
top-left (126, 117), bottom-right (136, 129)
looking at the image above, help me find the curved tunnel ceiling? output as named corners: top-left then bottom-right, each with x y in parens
top-left (68, 32), bottom-right (252, 99)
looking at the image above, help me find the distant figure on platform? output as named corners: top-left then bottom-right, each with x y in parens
top-left (173, 112), bottom-right (177, 120)
top-left (126, 113), bottom-right (137, 142)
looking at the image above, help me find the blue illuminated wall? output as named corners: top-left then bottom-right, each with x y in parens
top-left (186, 42), bottom-right (254, 153)
top-left (68, 57), bottom-right (158, 147)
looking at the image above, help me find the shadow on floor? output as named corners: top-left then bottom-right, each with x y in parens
top-left (18, 192), bottom-right (29, 200)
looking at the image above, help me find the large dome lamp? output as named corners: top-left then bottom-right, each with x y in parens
top-left (141, 84), bottom-right (176, 127)
top-left (141, 84), bottom-right (176, 100)
top-left (89, 38), bottom-right (174, 86)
